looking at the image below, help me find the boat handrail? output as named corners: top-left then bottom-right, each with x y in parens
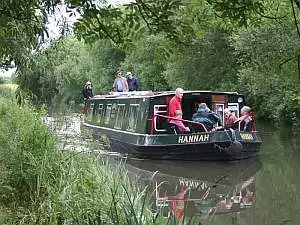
top-left (151, 114), bottom-right (208, 134)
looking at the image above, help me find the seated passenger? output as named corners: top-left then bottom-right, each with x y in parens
top-left (206, 106), bottom-right (222, 127)
top-left (192, 103), bottom-right (215, 131)
top-left (224, 108), bottom-right (238, 129)
top-left (169, 110), bottom-right (190, 134)
top-left (234, 106), bottom-right (253, 131)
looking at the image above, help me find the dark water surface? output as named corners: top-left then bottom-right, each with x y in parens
top-left (125, 122), bottom-right (300, 225)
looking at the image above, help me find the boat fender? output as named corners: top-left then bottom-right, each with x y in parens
top-left (224, 140), bottom-right (243, 156)
top-left (225, 128), bottom-right (237, 141)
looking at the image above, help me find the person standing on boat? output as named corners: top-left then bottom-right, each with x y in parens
top-left (83, 81), bottom-right (93, 114)
top-left (126, 72), bottom-right (139, 91)
top-left (83, 81), bottom-right (93, 101)
top-left (224, 108), bottom-right (237, 129)
top-left (113, 72), bottom-right (128, 92)
top-left (168, 88), bottom-right (184, 121)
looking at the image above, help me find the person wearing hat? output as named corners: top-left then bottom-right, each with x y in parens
top-left (126, 71), bottom-right (139, 91)
top-left (82, 81), bottom-right (93, 114)
top-left (83, 81), bottom-right (93, 101)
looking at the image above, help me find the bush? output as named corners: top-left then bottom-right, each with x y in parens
top-left (0, 97), bottom-right (157, 224)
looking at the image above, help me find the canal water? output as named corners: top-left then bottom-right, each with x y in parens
top-left (47, 116), bottom-right (300, 225)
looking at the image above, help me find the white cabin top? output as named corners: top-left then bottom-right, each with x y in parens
top-left (92, 90), bottom-right (240, 99)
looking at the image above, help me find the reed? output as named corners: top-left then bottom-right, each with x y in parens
top-left (0, 89), bottom-right (199, 225)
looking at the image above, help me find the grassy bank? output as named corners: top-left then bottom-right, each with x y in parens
top-left (0, 87), bottom-right (165, 225)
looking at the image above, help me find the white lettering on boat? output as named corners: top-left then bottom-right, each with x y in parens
top-left (178, 134), bottom-right (210, 144)
top-left (179, 177), bottom-right (208, 190)
top-left (240, 133), bottom-right (254, 140)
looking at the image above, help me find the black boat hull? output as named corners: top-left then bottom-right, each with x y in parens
top-left (109, 139), bottom-right (260, 161)
top-left (83, 123), bottom-right (261, 161)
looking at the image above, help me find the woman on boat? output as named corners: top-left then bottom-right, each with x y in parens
top-left (169, 110), bottom-right (190, 134)
top-left (113, 72), bottom-right (128, 92)
top-left (234, 106), bottom-right (253, 131)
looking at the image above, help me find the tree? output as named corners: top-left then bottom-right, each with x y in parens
top-left (88, 40), bottom-right (125, 93)
top-left (164, 31), bottom-right (239, 91)
top-left (231, 22), bottom-right (300, 123)
top-left (121, 34), bottom-right (170, 91)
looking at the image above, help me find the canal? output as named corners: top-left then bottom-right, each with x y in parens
top-left (48, 116), bottom-right (300, 225)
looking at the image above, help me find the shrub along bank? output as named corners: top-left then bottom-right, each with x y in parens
top-left (0, 87), bottom-right (172, 225)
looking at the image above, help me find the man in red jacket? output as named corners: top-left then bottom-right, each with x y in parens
top-left (168, 88), bottom-right (184, 120)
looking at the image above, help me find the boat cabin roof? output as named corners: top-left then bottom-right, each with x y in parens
top-left (92, 90), bottom-right (241, 99)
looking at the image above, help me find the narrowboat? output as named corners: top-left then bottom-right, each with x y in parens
top-left (82, 90), bottom-right (262, 161)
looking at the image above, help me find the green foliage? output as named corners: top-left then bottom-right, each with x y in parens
top-left (5, 0), bottom-right (300, 126)
top-left (231, 22), bottom-right (300, 124)
top-left (17, 37), bottom-right (84, 106)
top-left (0, 0), bottom-right (46, 62)
top-left (73, 0), bottom-right (194, 47)
top-left (206, 0), bottom-right (265, 26)
top-left (17, 37), bottom-right (125, 111)
top-left (121, 35), bottom-right (170, 91)
top-left (88, 40), bottom-right (126, 93)
top-left (164, 31), bottom-right (239, 91)
top-left (0, 96), bottom-right (58, 205)
top-left (0, 85), bottom-right (14, 98)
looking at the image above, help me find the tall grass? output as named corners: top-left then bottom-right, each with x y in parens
top-left (0, 91), bottom-right (156, 224)
top-left (0, 87), bottom-right (199, 225)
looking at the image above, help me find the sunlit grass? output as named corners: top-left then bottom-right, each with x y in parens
top-left (0, 83), bottom-right (18, 90)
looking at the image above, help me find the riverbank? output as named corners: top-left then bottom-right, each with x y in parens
top-left (0, 89), bottom-right (166, 225)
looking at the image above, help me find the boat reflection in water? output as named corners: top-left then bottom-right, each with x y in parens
top-left (125, 157), bottom-right (260, 221)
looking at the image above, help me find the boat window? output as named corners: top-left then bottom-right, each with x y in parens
top-left (213, 103), bottom-right (225, 126)
top-left (114, 104), bottom-right (126, 129)
top-left (154, 105), bottom-right (167, 132)
top-left (97, 104), bottom-right (103, 123)
top-left (110, 103), bottom-right (117, 120)
top-left (104, 104), bottom-right (112, 125)
top-left (127, 104), bottom-right (139, 131)
top-left (88, 103), bottom-right (94, 121)
top-left (228, 103), bottom-right (239, 118)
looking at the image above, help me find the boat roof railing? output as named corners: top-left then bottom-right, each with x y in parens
top-left (93, 91), bottom-right (154, 99)
top-left (153, 90), bottom-right (240, 97)
top-left (92, 90), bottom-right (240, 99)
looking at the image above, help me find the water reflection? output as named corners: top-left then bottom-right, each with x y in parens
top-left (126, 158), bottom-right (260, 220)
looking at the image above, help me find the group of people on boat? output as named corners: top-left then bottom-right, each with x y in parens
top-left (83, 71), bottom-right (139, 98)
top-left (113, 71), bottom-right (139, 92)
top-left (83, 71), bottom-right (139, 99)
top-left (167, 88), bottom-right (253, 134)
